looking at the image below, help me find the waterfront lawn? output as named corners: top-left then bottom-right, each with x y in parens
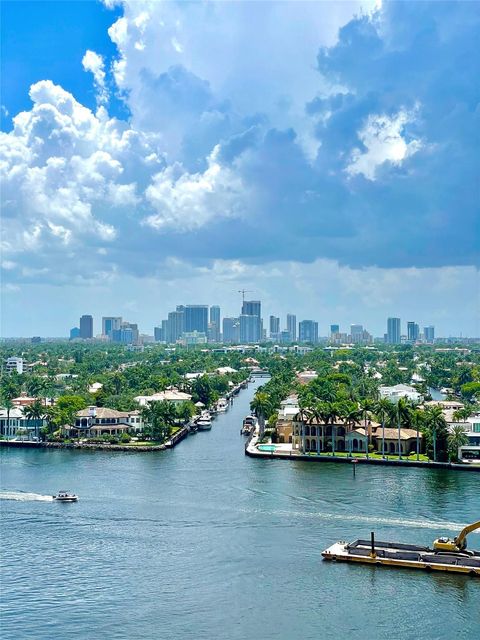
top-left (306, 451), bottom-right (430, 462)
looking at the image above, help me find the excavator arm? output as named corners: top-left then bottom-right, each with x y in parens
top-left (433, 520), bottom-right (480, 553)
top-left (454, 520), bottom-right (480, 550)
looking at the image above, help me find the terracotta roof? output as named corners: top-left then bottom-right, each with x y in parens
top-left (373, 427), bottom-right (421, 440)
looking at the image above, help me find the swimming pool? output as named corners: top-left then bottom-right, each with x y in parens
top-left (258, 444), bottom-right (276, 452)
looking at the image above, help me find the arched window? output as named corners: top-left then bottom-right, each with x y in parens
top-left (311, 426), bottom-right (316, 437)
top-left (390, 442), bottom-right (395, 454)
top-left (353, 438), bottom-right (358, 451)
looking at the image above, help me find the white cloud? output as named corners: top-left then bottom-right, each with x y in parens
top-left (82, 50), bottom-right (108, 105)
top-left (144, 146), bottom-right (245, 231)
top-left (346, 109), bottom-right (422, 180)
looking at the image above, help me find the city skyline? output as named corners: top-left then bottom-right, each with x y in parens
top-left (1, 1), bottom-right (479, 338)
top-left (65, 306), bottom-right (449, 343)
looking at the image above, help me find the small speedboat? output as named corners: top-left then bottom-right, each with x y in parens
top-left (53, 491), bottom-right (78, 502)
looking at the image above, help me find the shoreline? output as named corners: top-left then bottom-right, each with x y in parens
top-left (245, 437), bottom-right (480, 472)
top-left (0, 425), bottom-right (189, 453)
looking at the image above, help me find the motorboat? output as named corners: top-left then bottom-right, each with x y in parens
top-left (197, 411), bottom-right (212, 431)
top-left (53, 491), bottom-right (78, 502)
top-left (216, 398), bottom-right (228, 412)
top-left (241, 414), bottom-right (258, 435)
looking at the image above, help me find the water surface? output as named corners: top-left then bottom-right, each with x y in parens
top-left (1, 380), bottom-right (478, 639)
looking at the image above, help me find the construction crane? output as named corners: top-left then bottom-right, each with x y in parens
top-left (433, 520), bottom-right (480, 553)
top-left (238, 289), bottom-right (253, 304)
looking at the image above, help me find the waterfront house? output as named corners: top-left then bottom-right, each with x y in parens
top-left (0, 406), bottom-right (46, 439)
top-left (67, 407), bottom-right (143, 438)
top-left (371, 427), bottom-right (421, 456)
top-left (379, 384), bottom-right (422, 404)
top-left (134, 389), bottom-right (192, 407)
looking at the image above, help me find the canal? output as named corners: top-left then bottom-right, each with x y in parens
top-left (1, 379), bottom-right (478, 640)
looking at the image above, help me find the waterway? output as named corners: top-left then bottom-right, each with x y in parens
top-left (1, 379), bottom-right (478, 640)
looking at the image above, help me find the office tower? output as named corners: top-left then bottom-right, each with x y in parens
top-left (102, 316), bottom-right (122, 338)
top-left (330, 324), bottom-right (339, 335)
top-left (240, 314), bottom-right (261, 343)
top-left (387, 317), bottom-right (401, 344)
top-left (70, 327), bottom-right (80, 339)
top-left (112, 322), bottom-right (139, 345)
top-left (269, 316), bottom-right (280, 335)
top-left (241, 300), bottom-right (261, 317)
top-left (184, 305), bottom-right (208, 334)
top-left (223, 317), bottom-right (240, 343)
top-left (299, 320), bottom-right (319, 343)
top-left (209, 306), bottom-right (221, 342)
top-left (167, 310), bottom-right (185, 343)
top-left (210, 306), bottom-right (220, 327)
top-left (161, 319), bottom-right (168, 341)
top-left (350, 324), bottom-right (363, 344)
top-left (407, 321), bottom-right (419, 342)
top-left (424, 326), bottom-right (435, 343)
top-left (79, 315), bottom-right (93, 339)
top-left (287, 314), bottom-right (297, 342)
top-left (154, 326), bottom-right (163, 342)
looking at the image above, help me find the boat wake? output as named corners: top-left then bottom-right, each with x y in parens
top-left (241, 506), bottom-right (473, 534)
top-left (0, 490), bottom-right (54, 502)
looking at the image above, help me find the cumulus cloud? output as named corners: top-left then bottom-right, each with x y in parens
top-left (2, 0), bottom-right (479, 301)
top-left (82, 50), bottom-right (108, 105)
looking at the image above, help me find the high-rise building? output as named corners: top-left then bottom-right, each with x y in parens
top-left (407, 321), bottom-right (419, 342)
top-left (167, 310), bottom-right (185, 343)
top-left (269, 316), bottom-right (280, 335)
top-left (241, 300), bottom-right (261, 317)
top-left (240, 314), bottom-right (261, 343)
top-left (210, 305), bottom-right (220, 327)
top-left (102, 316), bottom-right (122, 337)
top-left (330, 324), bottom-right (339, 335)
top-left (209, 306), bottom-right (221, 342)
top-left (70, 327), bottom-right (80, 339)
top-left (154, 326), bottom-right (164, 342)
top-left (350, 324), bottom-right (363, 344)
top-left (79, 315), bottom-right (93, 339)
top-left (112, 321), bottom-right (139, 345)
top-left (299, 320), bottom-right (318, 343)
top-left (424, 325), bottom-right (435, 343)
top-left (184, 305), bottom-right (208, 334)
top-left (287, 314), bottom-right (297, 342)
top-left (222, 317), bottom-right (240, 343)
top-left (387, 317), bottom-right (401, 344)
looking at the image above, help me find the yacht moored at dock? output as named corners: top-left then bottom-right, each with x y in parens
top-left (241, 414), bottom-right (258, 436)
top-left (216, 398), bottom-right (228, 412)
top-left (197, 411), bottom-right (212, 431)
top-left (322, 521), bottom-right (480, 576)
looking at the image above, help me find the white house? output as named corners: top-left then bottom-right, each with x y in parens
top-left (0, 406), bottom-right (46, 439)
top-left (379, 384), bottom-right (422, 404)
top-left (5, 357), bottom-right (25, 374)
top-left (134, 389), bottom-right (192, 407)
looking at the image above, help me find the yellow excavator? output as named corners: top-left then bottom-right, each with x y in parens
top-left (433, 520), bottom-right (480, 553)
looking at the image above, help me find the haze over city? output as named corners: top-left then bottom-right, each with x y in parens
top-left (1, 1), bottom-right (479, 337)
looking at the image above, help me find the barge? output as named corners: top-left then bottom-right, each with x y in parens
top-left (322, 521), bottom-right (480, 576)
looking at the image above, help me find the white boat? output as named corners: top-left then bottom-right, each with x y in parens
top-left (241, 415), bottom-right (258, 435)
top-left (216, 398), bottom-right (228, 412)
top-left (53, 491), bottom-right (78, 502)
top-left (197, 411), bottom-right (212, 431)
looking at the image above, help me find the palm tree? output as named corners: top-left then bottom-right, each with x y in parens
top-left (410, 408), bottom-right (424, 461)
top-left (23, 400), bottom-right (45, 440)
top-left (359, 398), bottom-right (374, 458)
top-left (424, 405), bottom-right (448, 462)
top-left (452, 407), bottom-right (471, 423)
top-left (448, 425), bottom-right (468, 462)
top-left (250, 392), bottom-right (272, 437)
top-left (3, 398), bottom-right (14, 440)
top-left (375, 398), bottom-right (392, 458)
top-left (396, 397), bottom-right (411, 460)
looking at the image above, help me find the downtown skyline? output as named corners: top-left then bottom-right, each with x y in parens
top-left (1, 1), bottom-right (479, 338)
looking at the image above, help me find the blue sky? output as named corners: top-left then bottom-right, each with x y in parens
top-left (1, 0), bottom-right (479, 338)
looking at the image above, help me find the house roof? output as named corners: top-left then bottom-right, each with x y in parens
top-left (372, 427), bottom-right (421, 440)
top-left (76, 408), bottom-right (132, 419)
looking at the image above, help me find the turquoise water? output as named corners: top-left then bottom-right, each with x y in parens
top-left (1, 379), bottom-right (479, 640)
top-left (258, 444), bottom-right (277, 452)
